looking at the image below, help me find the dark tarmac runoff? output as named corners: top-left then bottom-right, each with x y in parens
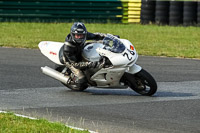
top-left (0, 47), bottom-right (200, 133)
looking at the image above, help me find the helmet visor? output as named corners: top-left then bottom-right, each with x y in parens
top-left (74, 33), bottom-right (85, 39)
top-left (72, 33), bottom-right (86, 44)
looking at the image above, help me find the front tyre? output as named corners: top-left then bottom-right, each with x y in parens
top-left (126, 69), bottom-right (157, 96)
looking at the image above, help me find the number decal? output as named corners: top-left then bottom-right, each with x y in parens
top-left (123, 49), bottom-right (135, 61)
top-left (123, 52), bottom-right (132, 61)
top-left (127, 49), bottom-right (135, 55)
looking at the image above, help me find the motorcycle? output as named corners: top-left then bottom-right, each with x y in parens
top-left (38, 34), bottom-right (157, 96)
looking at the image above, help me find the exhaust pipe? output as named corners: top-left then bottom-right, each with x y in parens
top-left (41, 66), bottom-right (70, 84)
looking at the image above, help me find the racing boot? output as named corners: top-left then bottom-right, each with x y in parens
top-left (65, 62), bottom-right (88, 91)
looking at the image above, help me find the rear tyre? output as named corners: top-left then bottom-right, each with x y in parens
top-left (54, 65), bottom-right (87, 91)
top-left (125, 69), bottom-right (157, 96)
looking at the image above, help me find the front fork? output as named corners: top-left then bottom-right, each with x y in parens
top-left (127, 64), bottom-right (142, 74)
top-left (120, 64), bottom-right (142, 86)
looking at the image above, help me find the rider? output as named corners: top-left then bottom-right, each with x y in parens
top-left (63, 22), bottom-right (107, 89)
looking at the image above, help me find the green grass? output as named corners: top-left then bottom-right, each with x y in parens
top-left (0, 22), bottom-right (200, 58)
top-left (0, 112), bottom-right (90, 133)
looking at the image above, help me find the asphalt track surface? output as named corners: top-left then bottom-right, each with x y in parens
top-left (0, 47), bottom-right (200, 133)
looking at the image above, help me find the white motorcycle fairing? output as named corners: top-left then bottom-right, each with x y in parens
top-left (82, 39), bottom-right (141, 74)
top-left (82, 38), bottom-right (141, 88)
top-left (38, 40), bottom-right (142, 76)
top-left (38, 41), bottom-right (64, 65)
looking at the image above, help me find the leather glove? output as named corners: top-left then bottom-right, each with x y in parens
top-left (88, 57), bottom-right (106, 69)
top-left (114, 35), bottom-right (120, 38)
top-left (87, 61), bottom-right (104, 69)
top-left (94, 32), bottom-right (106, 39)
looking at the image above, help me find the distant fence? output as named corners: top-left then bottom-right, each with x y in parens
top-left (0, 0), bottom-right (123, 23)
top-left (0, 0), bottom-right (199, 26)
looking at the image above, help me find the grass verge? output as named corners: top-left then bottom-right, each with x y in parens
top-left (0, 112), bottom-right (90, 133)
top-left (0, 22), bottom-right (200, 58)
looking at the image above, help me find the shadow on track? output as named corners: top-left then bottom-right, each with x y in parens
top-left (64, 88), bottom-right (195, 98)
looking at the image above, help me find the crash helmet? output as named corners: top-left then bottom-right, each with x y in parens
top-left (70, 22), bottom-right (87, 45)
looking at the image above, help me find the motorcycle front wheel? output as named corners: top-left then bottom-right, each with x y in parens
top-left (125, 69), bottom-right (157, 96)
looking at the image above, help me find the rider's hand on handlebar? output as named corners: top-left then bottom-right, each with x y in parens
top-left (88, 57), bottom-right (106, 69)
top-left (114, 35), bottom-right (120, 38)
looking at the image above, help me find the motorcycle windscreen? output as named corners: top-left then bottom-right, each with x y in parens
top-left (103, 34), bottom-right (125, 53)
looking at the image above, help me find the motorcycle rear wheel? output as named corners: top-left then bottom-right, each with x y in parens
top-left (125, 69), bottom-right (157, 96)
